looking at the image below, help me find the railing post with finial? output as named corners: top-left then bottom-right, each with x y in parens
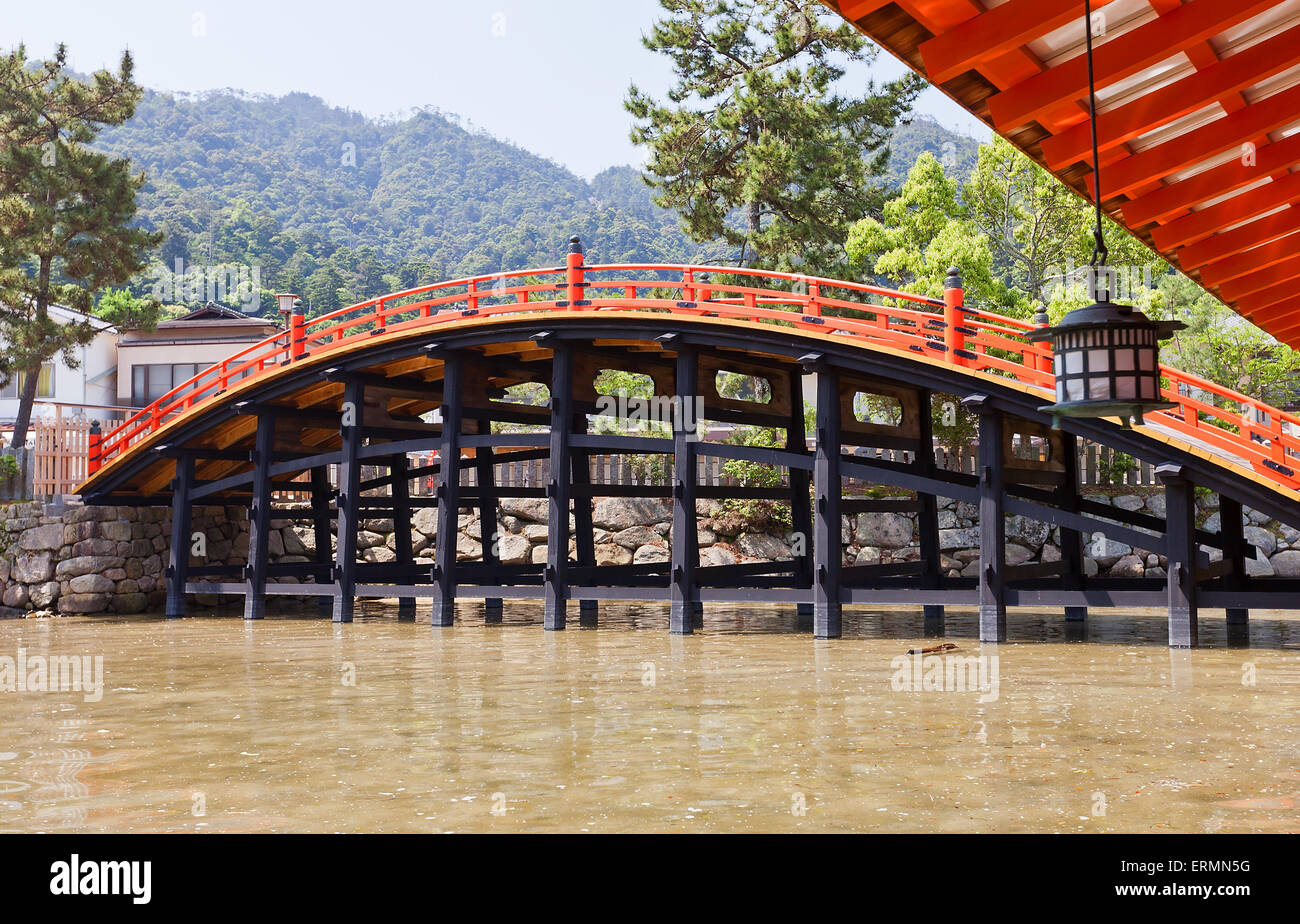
top-left (1031, 304), bottom-right (1050, 377)
top-left (87, 420), bottom-right (102, 475)
top-left (944, 266), bottom-right (966, 367)
top-left (291, 306), bottom-right (306, 361)
top-left (567, 235), bottom-right (585, 309)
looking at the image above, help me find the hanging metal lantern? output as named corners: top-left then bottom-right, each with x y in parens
top-left (1029, 295), bottom-right (1183, 428)
top-left (1031, 0), bottom-right (1185, 429)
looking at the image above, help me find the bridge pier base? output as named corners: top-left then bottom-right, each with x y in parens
top-left (969, 396), bottom-right (1006, 642)
top-left (243, 413), bottom-right (275, 621)
top-left (543, 339), bottom-right (572, 631)
top-left (572, 418), bottom-right (598, 628)
top-left (917, 388), bottom-right (945, 628)
top-left (392, 453), bottom-right (416, 621)
top-left (310, 467), bottom-right (334, 617)
top-left (811, 361), bottom-right (843, 639)
top-left (669, 341), bottom-right (700, 635)
top-left (432, 356), bottom-right (463, 628)
top-left (164, 453), bottom-right (194, 618)
top-left (1160, 464), bottom-right (1199, 648)
top-left (1220, 495), bottom-right (1249, 628)
top-left (475, 418), bottom-right (503, 624)
top-left (1061, 432), bottom-right (1088, 624)
top-left (333, 380), bottom-right (364, 624)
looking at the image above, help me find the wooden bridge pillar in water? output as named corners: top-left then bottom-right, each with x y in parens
top-left (432, 354), bottom-right (462, 628)
top-left (810, 356), bottom-right (843, 639)
top-left (542, 336), bottom-right (573, 631)
top-left (244, 413), bottom-right (276, 620)
top-left (966, 395), bottom-right (1006, 643)
top-left (1159, 464), bottom-right (1199, 648)
top-left (787, 361), bottom-right (815, 630)
top-left (1059, 431), bottom-right (1088, 624)
top-left (1219, 495), bottom-right (1249, 628)
top-left (669, 339), bottom-right (701, 635)
top-left (165, 452), bottom-right (194, 619)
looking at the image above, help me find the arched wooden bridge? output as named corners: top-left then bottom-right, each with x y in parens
top-left (78, 239), bottom-right (1300, 646)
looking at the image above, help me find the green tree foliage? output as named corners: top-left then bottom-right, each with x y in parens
top-left (0, 44), bottom-right (163, 446)
top-left (967, 137), bottom-right (1082, 304)
top-left (845, 153), bottom-right (1018, 313)
top-left (626, 0), bottom-right (922, 274)
top-left (94, 287), bottom-right (161, 330)
top-left (1155, 275), bottom-right (1300, 409)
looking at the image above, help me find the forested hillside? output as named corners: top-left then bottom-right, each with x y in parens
top-left (96, 89), bottom-right (976, 317)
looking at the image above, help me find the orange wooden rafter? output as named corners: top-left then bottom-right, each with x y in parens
top-left (1040, 23), bottom-right (1300, 170)
top-left (899, 0), bottom-right (1045, 91)
top-left (1095, 83), bottom-right (1300, 199)
top-left (1123, 133), bottom-right (1300, 229)
top-left (985, 0), bottom-right (1276, 132)
top-left (1177, 203), bottom-right (1300, 270)
top-left (1152, 169), bottom-right (1300, 252)
top-left (1199, 231), bottom-right (1300, 287)
top-left (1218, 255), bottom-right (1300, 302)
top-left (919, 0), bottom-right (1115, 86)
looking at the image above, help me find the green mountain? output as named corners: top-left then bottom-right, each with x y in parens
top-left (97, 89), bottom-right (977, 317)
top-left (97, 89), bottom-right (717, 316)
top-left (885, 113), bottom-right (981, 187)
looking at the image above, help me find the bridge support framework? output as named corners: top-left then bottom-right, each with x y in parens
top-left (134, 314), bottom-right (1296, 648)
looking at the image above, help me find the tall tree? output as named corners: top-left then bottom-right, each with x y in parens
top-left (968, 137), bottom-right (1165, 306)
top-left (0, 43), bottom-right (162, 446)
top-left (626, 0), bottom-right (922, 273)
top-left (846, 153), bottom-right (1018, 313)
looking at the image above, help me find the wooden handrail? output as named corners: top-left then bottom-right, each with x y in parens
top-left (93, 262), bottom-right (1300, 492)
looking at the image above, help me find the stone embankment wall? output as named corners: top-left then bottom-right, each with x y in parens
top-left (2, 490), bottom-right (1298, 617)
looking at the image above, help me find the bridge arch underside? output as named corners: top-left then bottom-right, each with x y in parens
top-left (81, 314), bottom-right (1300, 647)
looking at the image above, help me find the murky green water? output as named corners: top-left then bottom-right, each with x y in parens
top-left (2, 602), bottom-right (1299, 832)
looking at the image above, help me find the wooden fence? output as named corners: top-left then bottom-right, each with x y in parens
top-left (31, 411), bottom-right (92, 499)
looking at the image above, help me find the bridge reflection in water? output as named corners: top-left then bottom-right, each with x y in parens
top-left (78, 239), bottom-right (1300, 647)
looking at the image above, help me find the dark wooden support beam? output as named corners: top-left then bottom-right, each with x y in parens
top-left (333, 380), bottom-right (364, 623)
top-left (1059, 432), bottom-right (1087, 622)
top-left (1159, 463), bottom-right (1199, 648)
top-left (967, 395), bottom-right (1005, 642)
top-left (811, 358), bottom-right (843, 639)
top-left (475, 419), bottom-right (504, 624)
top-left (244, 412), bottom-right (276, 620)
top-left (391, 452), bottom-right (416, 620)
top-left (321, 367), bottom-right (441, 403)
top-left (571, 413), bottom-right (598, 627)
top-left (915, 388), bottom-right (944, 628)
top-left (165, 454), bottom-right (194, 618)
top-left (1219, 495), bottom-right (1249, 626)
top-left (670, 342), bottom-right (701, 634)
top-left (432, 356), bottom-right (463, 627)
top-left (544, 338), bottom-right (574, 630)
top-left (310, 466), bottom-right (333, 616)
top-left (787, 367), bottom-right (814, 625)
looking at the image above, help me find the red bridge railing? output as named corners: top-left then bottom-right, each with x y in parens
top-left (89, 252), bottom-right (1300, 493)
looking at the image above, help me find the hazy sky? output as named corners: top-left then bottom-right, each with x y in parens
top-left (2, 0), bottom-right (988, 178)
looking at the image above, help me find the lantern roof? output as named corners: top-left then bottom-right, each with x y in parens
top-left (826, 0), bottom-right (1300, 349)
